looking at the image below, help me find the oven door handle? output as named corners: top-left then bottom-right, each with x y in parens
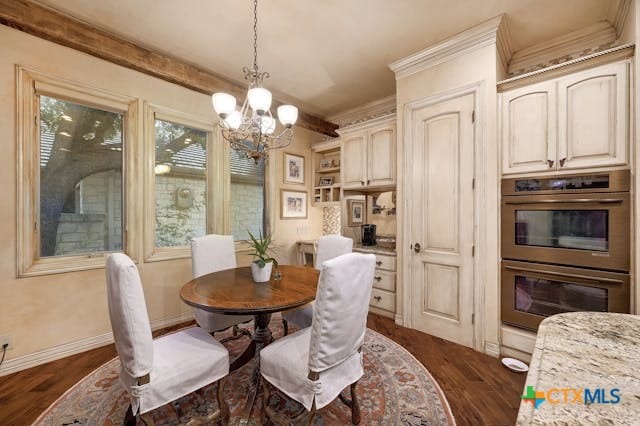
top-left (504, 265), bottom-right (623, 284)
top-left (504, 198), bottom-right (624, 205)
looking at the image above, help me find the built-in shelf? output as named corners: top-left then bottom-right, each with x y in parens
top-left (313, 184), bottom-right (341, 204)
top-left (316, 166), bottom-right (340, 174)
top-left (312, 139), bottom-right (341, 206)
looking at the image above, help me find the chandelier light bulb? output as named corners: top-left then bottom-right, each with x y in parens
top-left (212, 92), bottom-right (237, 118)
top-left (224, 110), bottom-right (242, 130)
top-left (248, 87), bottom-right (272, 115)
top-left (277, 105), bottom-right (298, 128)
top-left (261, 115), bottom-right (276, 135)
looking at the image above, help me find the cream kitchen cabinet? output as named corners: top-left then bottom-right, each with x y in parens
top-left (338, 114), bottom-right (396, 189)
top-left (501, 60), bottom-right (629, 175)
top-left (353, 246), bottom-right (397, 318)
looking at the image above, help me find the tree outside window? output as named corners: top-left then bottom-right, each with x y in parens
top-left (39, 96), bottom-right (124, 257)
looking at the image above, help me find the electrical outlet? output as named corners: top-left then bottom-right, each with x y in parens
top-left (0, 335), bottom-right (11, 350)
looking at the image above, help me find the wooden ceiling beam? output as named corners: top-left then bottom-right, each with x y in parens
top-left (0, 0), bottom-right (339, 137)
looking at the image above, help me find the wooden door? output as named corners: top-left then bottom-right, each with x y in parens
top-left (408, 93), bottom-right (475, 347)
top-left (367, 123), bottom-right (396, 187)
top-left (501, 80), bottom-right (557, 174)
top-left (340, 132), bottom-right (367, 189)
top-left (557, 61), bottom-right (629, 170)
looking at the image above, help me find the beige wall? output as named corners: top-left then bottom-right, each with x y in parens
top-left (237, 126), bottom-right (325, 267)
top-left (0, 25), bottom-right (322, 371)
top-left (620, 0), bottom-right (636, 45)
top-left (395, 44), bottom-right (501, 354)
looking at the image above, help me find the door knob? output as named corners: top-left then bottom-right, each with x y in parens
top-left (413, 243), bottom-right (421, 253)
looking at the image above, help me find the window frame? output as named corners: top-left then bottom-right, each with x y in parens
top-left (17, 66), bottom-right (139, 277)
top-left (143, 103), bottom-right (224, 262)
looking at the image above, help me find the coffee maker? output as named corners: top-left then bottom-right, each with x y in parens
top-left (361, 224), bottom-right (377, 246)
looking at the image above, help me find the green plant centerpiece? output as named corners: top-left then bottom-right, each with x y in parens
top-left (248, 230), bottom-right (278, 283)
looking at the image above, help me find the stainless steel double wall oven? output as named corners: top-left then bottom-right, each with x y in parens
top-left (501, 170), bottom-right (630, 331)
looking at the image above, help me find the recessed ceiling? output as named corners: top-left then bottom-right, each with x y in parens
top-left (32, 0), bottom-right (618, 117)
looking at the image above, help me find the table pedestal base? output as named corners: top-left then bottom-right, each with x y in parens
top-left (230, 312), bottom-right (273, 372)
top-left (229, 312), bottom-right (274, 422)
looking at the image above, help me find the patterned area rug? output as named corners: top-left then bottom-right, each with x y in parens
top-left (34, 314), bottom-right (455, 425)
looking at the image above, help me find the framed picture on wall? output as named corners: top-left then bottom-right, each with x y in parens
top-left (347, 199), bottom-right (365, 226)
top-left (281, 189), bottom-right (308, 219)
top-left (283, 152), bottom-right (304, 184)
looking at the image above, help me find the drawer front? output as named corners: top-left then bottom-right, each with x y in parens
top-left (372, 269), bottom-right (396, 292)
top-left (374, 254), bottom-right (396, 271)
top-left (370, 288), bottom-right (395, 312)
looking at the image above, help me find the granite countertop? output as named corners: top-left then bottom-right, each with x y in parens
top-left (352, 243), bottom-right (397, 256)
top-left (517, 312), bottom-right (640, 425)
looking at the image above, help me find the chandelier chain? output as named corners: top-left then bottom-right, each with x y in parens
top-left (253, 0), bottom-right (258, 73)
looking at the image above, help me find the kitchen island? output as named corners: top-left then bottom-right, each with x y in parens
top-left (517, 312), bottom-right (640, 425)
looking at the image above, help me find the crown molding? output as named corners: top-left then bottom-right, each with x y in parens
top-left (0, 0), bottom-right (338, 136)
top-left (507, 21), bottom-right (617, 77)
top-left (336, 112), bottom-right (396, 135)
top-left (389, 14), bottom-right (510, 80)
top-left (498, 43), bottom-right (634, 92)
top-left (326, 95), bottom-right (397, 128)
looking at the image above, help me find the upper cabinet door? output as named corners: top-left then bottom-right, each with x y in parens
top-left (367, 123), bottom-right (396, 187)
top-left (557, 61), bottom-right (629, 170)
top-left (341, 132), bottom-right (367, 188)
top-left (501, 80), bottom-right (557, 175)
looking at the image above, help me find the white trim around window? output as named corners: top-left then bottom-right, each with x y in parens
top-left (16, 66), bottom-right (139, 277)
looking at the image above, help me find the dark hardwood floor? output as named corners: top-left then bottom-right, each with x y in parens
top-left (366, 315), bottom-right (526, 425)
top-left (0, 315), bottom-right (525, 425)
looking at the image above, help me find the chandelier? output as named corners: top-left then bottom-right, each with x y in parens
top-left (211, 0), bottom-right (298, 163)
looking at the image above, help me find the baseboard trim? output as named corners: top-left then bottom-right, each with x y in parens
top-left (394, 314), bottom-right (404, 326)
top-left (0, 311), bottom-right (194, 377)
top-left (484, 341), bottom-right (500, 358)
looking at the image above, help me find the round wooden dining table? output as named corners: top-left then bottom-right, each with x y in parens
top-left (180, 265), bottom-right (319, 372)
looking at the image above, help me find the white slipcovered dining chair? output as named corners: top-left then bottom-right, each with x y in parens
top-left (105, 253), bottom-right (230, 425)
top-left (282, 234), bottom-right (353, 335)
top-left (261, 252), bottom-right (375, 424)
top-left (191, 234), bottom-right (253, 339)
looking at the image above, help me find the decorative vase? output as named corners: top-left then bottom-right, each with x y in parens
top-left (250, 261), bottom-right (273, 283)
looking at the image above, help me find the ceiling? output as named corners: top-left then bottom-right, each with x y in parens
top-left (32, 0), bottom-right (619, 117)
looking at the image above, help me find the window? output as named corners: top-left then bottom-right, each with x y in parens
top-left (144, 104), bottom-right (218, 261)
top-left (230, 149), bottom-right (265, 241)
top-left (17, 67), bottom-right (136, 276)
top-left (154, 119), bottom-right (208, 247)
top-left (18, 69), bottom-right (228, 274)
top-left (39, 96), bottom-right (124, 257)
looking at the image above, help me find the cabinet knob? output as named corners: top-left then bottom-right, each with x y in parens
top-left (361, 180), bottom-right (365, 186)
top-left (547, 159), bottom-right (554, 168)
top-left (373, 295), bottom-right (382, 302)
top-left (376, 260), bottom-right (382, 266)
top-left (413, 243), bottom-right (421, 253)
top-left (559, 157), bottom-right (567, 167)
top-left (374, 276), bottom-right (382, 282)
